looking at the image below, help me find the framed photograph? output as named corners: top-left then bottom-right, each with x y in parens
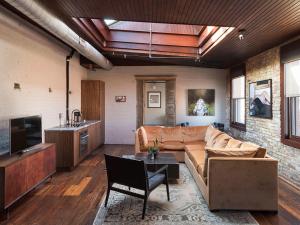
top-left (188, 89), bottom-right (215, 116)
top-left (115, 96), bottom-right (126, 102)
top-left (147, 91), bottom-right (161, 108)
top-left (249, 79), bottom-right (272, 119)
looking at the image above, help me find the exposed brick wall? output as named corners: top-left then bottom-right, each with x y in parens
top-left (228, 47), bottom-right (300, 188)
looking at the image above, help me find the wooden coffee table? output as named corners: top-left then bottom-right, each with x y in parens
top-left (123, 153), bottom-right (180, 180)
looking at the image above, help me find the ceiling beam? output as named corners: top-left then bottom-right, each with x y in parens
top-left (72, 18), bottom-right (104, 47)
top-left (106, 42), bottom-right (197, 54)
top-left (197, 26), bottom-right (219, 47)
top-left (79, 18), bottom-right (106, 46)
top-left (104, 47), bottom-right (197, 58)
top-left (201, 27), bottom-right (234, 56)
top-left (91, 19), bottom-right (111, 40)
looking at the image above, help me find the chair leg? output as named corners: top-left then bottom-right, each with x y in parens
top-left (142, 195), bottom-right (148, 219)
top-left (165, 171), bottom-right (170, 201)
top-left (104, 186), bottom-right (111, 207)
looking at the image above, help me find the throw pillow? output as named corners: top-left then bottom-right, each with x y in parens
top-left (225, 138), bottom-right (243, 148)
top-left (212, 133), bottom-right (231, 148)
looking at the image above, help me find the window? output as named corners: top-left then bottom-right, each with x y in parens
top-left (231, 76), bottom-right (246, 130)
top-left (284, 60), bottom-right (300, 139)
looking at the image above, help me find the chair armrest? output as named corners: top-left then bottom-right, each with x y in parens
top-left (147, 165), bottom-right (168, 179)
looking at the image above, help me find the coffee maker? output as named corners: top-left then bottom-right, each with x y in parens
top-left (71, 109), bottom-right (82, 127)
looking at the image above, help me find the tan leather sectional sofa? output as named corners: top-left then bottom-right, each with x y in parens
top-left (135, 125), bottom-right (278, 211)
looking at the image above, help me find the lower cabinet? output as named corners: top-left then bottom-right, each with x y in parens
top-left (0, 144), bottom-right (56, 211)
top-left (45, 121), bottom-right (102, 170)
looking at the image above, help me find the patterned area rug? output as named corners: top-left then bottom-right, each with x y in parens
top-left (93, 164), bottom-right (258, 225)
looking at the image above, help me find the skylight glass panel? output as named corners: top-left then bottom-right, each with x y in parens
top-left (104, 19), bottom-right (117, 26)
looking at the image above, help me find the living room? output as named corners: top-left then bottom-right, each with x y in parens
top-left (0, 1), bottom-right (299, 225)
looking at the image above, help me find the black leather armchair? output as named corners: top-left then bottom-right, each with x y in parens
top-left (104, 154), bottom-right (170, 219)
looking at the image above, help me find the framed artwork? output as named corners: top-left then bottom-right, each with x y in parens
top-left (147, 91), bottom-right (161, 108)
top-left (115, 96), bottom-right (126, 102)
top-left (249, 79), bottom-right (272, 119)
top-left (188, 89), bottom-right (215, 116)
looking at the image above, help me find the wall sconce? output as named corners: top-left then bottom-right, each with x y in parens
top-left (14, 83), bottom-right (21, 90)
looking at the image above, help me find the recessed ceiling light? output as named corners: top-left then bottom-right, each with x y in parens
top-left (104, 19), bottom-right (117, 26)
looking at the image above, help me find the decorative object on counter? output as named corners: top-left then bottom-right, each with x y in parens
top-left (188, 89), bottom-right (215, 116)
top-left (147, 91), bottom-right (161, 108)
top-left (180, 122), bottom-right (190, 127)
top-left (249, 79), bottom-right (272, 119)
top-left (148, 138), bottom-right (160, 160)
top-left (115, 96), bottom-right (126, 102)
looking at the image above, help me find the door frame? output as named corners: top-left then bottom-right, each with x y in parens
top-left (136, 75), bottom-right (177, 128)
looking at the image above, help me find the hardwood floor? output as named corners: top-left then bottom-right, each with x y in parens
top-left (1, 145), bottom-right (299, 225)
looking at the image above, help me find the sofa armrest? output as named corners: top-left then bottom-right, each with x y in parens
top-left (208, 157), bottom-right (278, 211)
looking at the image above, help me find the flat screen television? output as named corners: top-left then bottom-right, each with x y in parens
top-left (10, 116), bottom-right (42, 154)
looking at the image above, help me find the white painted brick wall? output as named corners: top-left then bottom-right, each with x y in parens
top-left (0, 7), bottom-right (87, 154)
top-left (228, 47), bottom-right (300, 187)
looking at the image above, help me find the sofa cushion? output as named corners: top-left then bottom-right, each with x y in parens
top-left (186, 149), bottom-right (206, 182)
top-left (240, 142), bottom-right (267, 158)
top-left (161, 127), bottom-right (183, 142)
top-left (203, 148), bottom-right (258, 178)
top-left (184, 140), bottom-right (206, 146)
top-left (212, 133), bottom-right (231, 148)
top-left (206, 129), bottom-right (223, 147)
top-left (161, 141), bottom-right (185, 150)
top-left (240, 142), bottom-right (260, 150)
top-left (204, 125), bottom-right (215, 142)
top-left (143, 126), bottom-right (163, 142)
top-left (225, 138), bottom-right (243, 148)
top-left (182, 126), bottom-right (208, 142)
top-left (186, 149), bottom-right (205, 170)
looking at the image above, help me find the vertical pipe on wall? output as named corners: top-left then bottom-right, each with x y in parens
top-left (66, 49), bottom-right (75, 125)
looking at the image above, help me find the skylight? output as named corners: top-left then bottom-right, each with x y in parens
top-left (104, 19), bottom-right (117, 26)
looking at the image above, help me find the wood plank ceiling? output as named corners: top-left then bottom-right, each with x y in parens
top-left (37, 0), bottom-right (300, 68)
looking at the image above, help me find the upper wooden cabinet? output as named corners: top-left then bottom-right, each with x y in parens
top-left (81, 80), bottom-right (105, 143)
top-left (81, 80), bottom-right (105, 121)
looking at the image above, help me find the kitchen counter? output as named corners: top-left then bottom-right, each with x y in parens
top-left (45, 120), bottom-right (101, 131)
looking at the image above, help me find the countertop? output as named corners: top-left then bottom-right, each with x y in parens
top-left (45, 120), bottom-right (101, 131)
